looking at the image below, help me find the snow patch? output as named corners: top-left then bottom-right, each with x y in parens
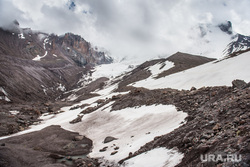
top-left (76, 62), bottom-right (136, 93)
top-left (57, 83), bottom-right (66, 91)
top-left (9, 110), bottom-right (20, 115)
top-left (0, 87), bottom-right (10, 102)
top-left (68, 104), bottom-right (187, 164)
top-left (123, 148), bottom-right (183, 167)
top-left (66, 94), bottom-right (80, 101)
top-left (0, 86), bottom-right (129, 140)
top-left (33, 35), bottom-right (49, 61)
top-left (43, 37), bottom-right (49, 49)
top-left (33, 51), bottom-right (48, 61)
top-left (92, 62), bottom-right (137, 80)
top-left (147, 60), bottom-right (174, 77)
top-left (18, 33), bottom-right (25, 39)
top-left (0, 87), bottom-right (8, 96)
top-left (41, 85), bottom-right (48, 95)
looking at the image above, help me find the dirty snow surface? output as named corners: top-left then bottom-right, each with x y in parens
top-left (123, 147), bottom-right (184, 167)
top-left (69, 104), bottom-right (187, 164)
top-left (132, 52), bottom-right (250, 90)
top-left (0, 86), bottom-right (187, 166)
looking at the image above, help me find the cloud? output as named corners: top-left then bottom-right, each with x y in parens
top-left (1, 0), bottom-right (250, 62)
top-left (0, 0), bottom-right (25, 27)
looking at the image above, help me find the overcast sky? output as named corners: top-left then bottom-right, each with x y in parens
top-left (1, 0), bottom-right (250, 62)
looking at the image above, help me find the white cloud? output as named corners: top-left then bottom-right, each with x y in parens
top-left (0, 0), bottom-right (250, 62)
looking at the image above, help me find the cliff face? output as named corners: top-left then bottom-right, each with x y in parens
top-left (0, 25), bottom-right (112, 103)
top-left (51, 33), bottom-right (112, 67)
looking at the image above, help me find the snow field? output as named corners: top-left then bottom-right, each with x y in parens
top-left (123, 147), bottom-right (183, 167)
top-left (68, 104), bottom-right (187, 164)
top-left (132, 52), bottom-right (250, 90)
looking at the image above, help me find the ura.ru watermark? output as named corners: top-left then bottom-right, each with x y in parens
top-left (200, 154), bottom-right (242, 163)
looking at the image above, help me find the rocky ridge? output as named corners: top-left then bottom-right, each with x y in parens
top-left (0, 22), bottom-right (112, 103)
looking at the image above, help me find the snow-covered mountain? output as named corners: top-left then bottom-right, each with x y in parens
top-left (224, 33), bottom-right (250, 56)
top-left (180, 21), bottom-right (250, 59)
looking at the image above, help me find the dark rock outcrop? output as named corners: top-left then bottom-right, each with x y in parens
top-left (103, 136), bottom-right (118, 143)
top-left (232, 79), bottom-right (247, 89)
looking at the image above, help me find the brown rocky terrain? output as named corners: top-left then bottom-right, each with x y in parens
top-left (0, 23), bottom-right (112, 138)
top-left (59, 78), bottom-right (249, 167)
top-left (114, 82), bottom-right (250, 167)
top-left (1, 72), bottom-right (249, 167)
top-left (156, 52), bottom-right (216, 78)
top-left (0, 125), bottom-right (98, 167)
top-left (0, 101), bottom-right (76, 137)
top-left (1, 80), bottom-right (249, 167)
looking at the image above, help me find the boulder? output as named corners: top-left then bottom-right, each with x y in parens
top-left (48, 153), bottom-right (64, 159)
top-left (69, 115), bottom-right (83, 124)
top-left (232, 79), bottom-right (247, 89)
top-left (99, 146), bottom-right (108, 152)
top-left (110, 151), bottom-right (118, 155)
top-left (103, 136), bottom-right (118, 143)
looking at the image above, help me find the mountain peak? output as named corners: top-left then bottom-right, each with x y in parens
top-left (223, 33), bottom-right (250, 56)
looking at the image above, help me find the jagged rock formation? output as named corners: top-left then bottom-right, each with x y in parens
top-left (224, 34), bottom-right (250, 56)
top-left (52, 33), bottom-right (112, 67)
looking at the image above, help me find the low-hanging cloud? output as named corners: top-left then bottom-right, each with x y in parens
top-left (1, 0), bottom-right (250, 62)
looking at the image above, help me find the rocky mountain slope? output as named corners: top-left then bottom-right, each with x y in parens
top-left (0, 22), bottom-right (250, 167)
top-left (0, 22), bottom-right (112, 103)
top-left (116, 52), bottom-right (216, 92)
